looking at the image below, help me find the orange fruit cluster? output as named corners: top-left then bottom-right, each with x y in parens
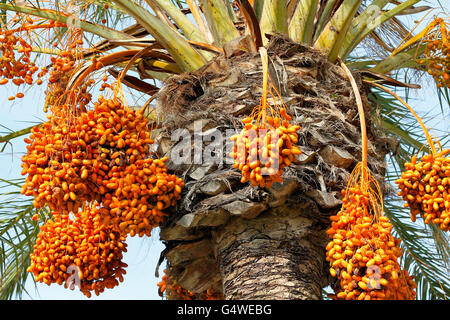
top-left (100, 156), bottom-right (184, 237)
top-left (326, 185), bottom-right (417, 300)
top-left (27, 206), bottom-right (128, 298)
top-left (21, 94), bottom-right (184, 238)
top-left (0, 27), bottom-right (35, 99)
top-left (45, 32), bottom-right (87, 112)
top-left (395, 149), bottom-right (450, 231)
top-left (0, 18), bottom-right (66, 100)
top-left (88, 95), bottom-right (184, 236)
top-left (21, 97), bottom-right (152, 214)
top-left (20, 111), bottom-right (102, 214)
top-left (417, 18), bottom-right (450, 88)
top-left (230, 107), bottom-right (301, 188)
top-left (157, 269), bottom-right (223, 300)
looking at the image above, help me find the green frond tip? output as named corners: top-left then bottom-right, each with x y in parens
top-left (0, 178), bottom-right (44, 300)
top-left (0, 125), bottom-right (38, 152)
top-left (112, 0), bottom-right (206, 72)
top-left (289, 0), bottom-right (319, 45)
top-left (199, 0), bottom-right (240, 48)
top-left (314, 0), bottom-right (363, 63)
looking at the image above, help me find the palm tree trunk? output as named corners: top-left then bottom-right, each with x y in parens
top-left (213, 204), bottom-right (329, 300)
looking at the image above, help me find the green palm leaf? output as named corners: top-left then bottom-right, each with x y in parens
top-left (0, 2), bottom-right (135, 42)
top-left (0, 178), bottom-right (47, 300)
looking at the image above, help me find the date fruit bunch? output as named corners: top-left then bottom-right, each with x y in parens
top-left (157, 269), bottom-right (223, 300)
top-left (20, 106), bottom-right (103, 215)
top-left (327, 163), bottom-right (417, 300)
top-left (396, 149), bottom-right (450, 231)
top-left (416, 17), bottom-right (450, 88)
top-left (230, 106), bottom-right (301, 189)
top-left (230, 47), bottom-right (301, 189)
top-left (27, 205), bottom-right (128, 298)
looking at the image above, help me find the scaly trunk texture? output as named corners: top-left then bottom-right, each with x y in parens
top-left (154, 35), bottom-right (393, 300)
top-left (213, 198), bottom-right (329, 300)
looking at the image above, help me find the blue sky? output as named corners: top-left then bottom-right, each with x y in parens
top-left (0, 1), bottom-right (449, 300)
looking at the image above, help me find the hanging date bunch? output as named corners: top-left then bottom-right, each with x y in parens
top-left (327, 62), bottom-right (417, 300)
top-left (27, 205), bottom-right (128, 298)
top-left (230, 48), bottom-right (301, 189)
top-left (326, 163), bottom-right (417, 300)
top-left (416, 17), bottom-right (450, 88)
top-left (157, 269), bottom-right (223, 300)
top-left (20, 105), bottom-right (103, 215)
top-left (395, 148), bottom-right (450, 231)
top-left (24, 80), bottom-right (184, 295)
top-left (91, 85), bottom-right (184, 237)
top-left (44, 28), bottom-right (88, 113)
top-left (0, 14), bottom-right (66, 100)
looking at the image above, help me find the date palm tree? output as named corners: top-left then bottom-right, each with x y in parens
top-left (0, 0), bottom-right (449, 300)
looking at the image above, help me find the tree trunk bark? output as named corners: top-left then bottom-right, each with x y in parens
top-left (213, 199), bottom-right (329, 300)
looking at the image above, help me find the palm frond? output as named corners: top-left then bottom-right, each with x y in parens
top-left (112, 0), bottom-right (206, 71)
top-left (199, 0), bottom-right (240, 47)
top-left (288, 0), bottom-right (318, 44)
top-left (437, 86), bottom-right (450, 113)
top-left (0, 178), bottom-right (46, 300)
top-left (0, 125), bottom-right (38, 153)
top-left (0, 2), bottom-right (135, 42)
top-left (314, 0), bottom-right (363, 62)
